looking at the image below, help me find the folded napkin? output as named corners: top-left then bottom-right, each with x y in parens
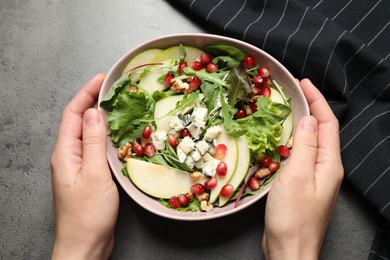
top-left (168, 0), bottom-right (390, 258)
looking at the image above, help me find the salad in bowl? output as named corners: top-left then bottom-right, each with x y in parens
top-left (98, 34), bottom-right (309, 220)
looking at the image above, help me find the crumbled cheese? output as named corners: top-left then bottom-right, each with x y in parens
top-left (191, 106), bottom-right (208, 124)
top-left (177, 136), bottom-right (195, 154)
top-left (190, 150), bottom-right (202, 162)
top-left (202, 159), bottom-right (220, 177)
top-left (203, 125), bottom-right (221, 141)
top-left (187, 122), bottom-right (202, 140)
top-left (185, 156), bottom-right (195, 169)
top-left (152, 131), bottom-right (167, 150)
top-left (169, 116), bottom-right (184, 132)
top-left (202, 152), bottom-right (214, 162)
top-left (194, 158), bottom-right (204, 169)
top-left (195, 140), bottom-right (209, 155)
top-left (176, 147), bottom-right (187, 163)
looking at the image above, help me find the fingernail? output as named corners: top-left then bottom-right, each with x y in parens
top-left (84, 109), bottom-right (101, 126)
top-left (300, 116), bottom-right (317, 132)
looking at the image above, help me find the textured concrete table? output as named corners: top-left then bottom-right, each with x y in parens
top-left (0, 1), bottom-right (378, 259)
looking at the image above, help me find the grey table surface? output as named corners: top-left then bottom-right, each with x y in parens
top-left (0, 1), bottom-right (379, 259)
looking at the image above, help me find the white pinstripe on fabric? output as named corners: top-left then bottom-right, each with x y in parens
top-left (369, 250), bottom-right (390, 260)
top-left (340, 83), bottom-right (390, 133)
top-left (350, 57), bottom-right (387, 94)
top-left (282, 6), bottom-right (309, 63)
top-left (364, 166), bottom-right (390, 196)
top-left (320, 30), bottom-right (348, 90)
top-left (206, 0), bottom-right (224, 21)
top-left (262, 0), bottom-right (289, 49)
top-left (189, 0), bottom-right (196, 10)
top-left (381, 199), bottom-right (390, 215)
top-left (341, 110), bottom-right (390, 152)
top-left (347, 135), bottom-right (390, 178)
top-left (331, 0), bottom-right (353, 20)
top-left (342, 44), bottom-right (366, 95)
top-left (243, 0), bottom-right (267, 41)
top-left (224, 0), bottom-right (247, 31)
top-left (312, 0), bottom-right (324, 9)
top-left (350, 0), bottom-right (383, 33)
top-left (367, 19), bottom-right (390, 46)
top-left (300, 18), bottom-right (328, 78)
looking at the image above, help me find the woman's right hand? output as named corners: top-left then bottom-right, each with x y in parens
top-left (262, 79), bottom-right (344, 260)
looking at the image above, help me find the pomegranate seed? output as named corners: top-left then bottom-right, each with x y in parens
top-left (257, 67), bottom-right (270, 78)
top-left (133, 140), bottom-right (145, 156)
top-left (191, 61), bottom-right (203, 71)
top-left (248, 176), bottom-right (260, 190)
top-left (204, 177), bottom-right (217, 190)
top-left (261, 86), bottom-right (271, 98)
top-left (144, 143), bottom-right (156, 157)
top-left (214, 144), bottom-right (227, 160)
top-left (250, 102), bottom-right (257, 113)
top-left (177, 194), bottom-right (189, 207)
top-left (190, 183), bottom-right (205, 195)
top-left (220, 184), bottom-right (234, 198)
top-left (142, 125), bottom-right (153, 139)
top-left (235, 109), bottom-right (247, 119)
top-left (200, 53), bottom-right (212, 65)
top-left (253, 74), bottom-right (266, 88)
top-left (268, 161), bottom-right (280, 172)
top-left (164, 73), bottom-right (174, 87)
top-left (243, 55), bottom-right (256, 69)
top-left (129, 85), bottom-right (138, 92)
top-left (216, 162), bottom-right (228, 176)
top-left (168, 196), bottom-right (181, 209)
top-left (180, 128), bottom-right (191, 138)
top-left (278, 145), bottom-right (290, 158)
top-left (178, 61), bottom-right (188, 74)
top-left (168, 135), bottom-right (179, 149)
top-left (261, 155), bottom-right (272, 168)
top-left (205, 62), bottom-right (218, 73)
top-left (189, 76), bottom-right (202, 91)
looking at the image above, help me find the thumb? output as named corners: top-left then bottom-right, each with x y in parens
top-left (82, 108), bottom-right (110, 178)
top-left (283, 115), bottom-right (319, 181)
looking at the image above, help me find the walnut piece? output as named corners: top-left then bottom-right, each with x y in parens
top-left (255, 167), bottom-right (272, 179)
top-left (200, 200), bottom-right (213, 212)
top-left (118, 143), bottom-right (132, 161)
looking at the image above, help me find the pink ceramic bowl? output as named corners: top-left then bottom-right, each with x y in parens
top-left (98, 33), bottom-right (309, 221)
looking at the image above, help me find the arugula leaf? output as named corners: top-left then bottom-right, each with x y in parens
top-left (161, 91), bottom-right (200, 118)
top-left (159, 197), bottom-right (200, 212)
top-left (213, 55), bottom-right (240, 68)
top-left (253, 97), bottom-right (291, 125)
top-left (203, 44), bottom-right (245, 61)
top-left (184, 67), bottom-right (228, 87)
top-left (219, 90), bottom-right (246, 137)
top-left (100, 73), bottom-right (132, 110)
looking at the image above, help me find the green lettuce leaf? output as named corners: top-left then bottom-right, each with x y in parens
top-left (108, 91), bottom-right (155, 146)
top-left (100, 73), bottom-right (132, 110)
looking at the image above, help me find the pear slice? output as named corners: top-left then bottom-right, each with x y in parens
top-left (137, 59), bottom-right (177, 94)
top-left (209, 126), bottom-right (239, 204)
top-left (154, 95), bottom-right (184, 132)
top-left (152, 45), bottom-right (204, 63)
top-left (122, 48), bottom-right (163, 81)
top-left (270, 87), bottom-right (293, 146)
top-left (218, 137), bottom-right (250, 206)
top-left (127, 158), bottom-right (208, 199)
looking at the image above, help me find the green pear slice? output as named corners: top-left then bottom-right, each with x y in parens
top-left (209, 126), bottom-right (239, 204)
top-left (270, 87), bottom-right (293, 146)
top-left (152, 45), bottom-right (204, 63)
top-left (218, 137), bottom-right (250, 206)
top-left (122, 48), bottom-right (163, 81)
top-left (127, 158), bottom-right (208, 199)
top-left (154, 95), bottom-right (184, 132)
top-left (137, 59), bottom-right (177, 94)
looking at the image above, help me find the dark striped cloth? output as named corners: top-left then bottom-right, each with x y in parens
top-left (168, 0), bottom-right (390, 258)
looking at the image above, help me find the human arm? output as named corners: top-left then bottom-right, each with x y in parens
top-left (50, 74), bottom-right (119, 260)
top-left (262, 78), bottom-right (344, 259)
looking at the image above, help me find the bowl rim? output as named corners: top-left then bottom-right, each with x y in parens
top-left (98, 33), bottom-right (310, 221)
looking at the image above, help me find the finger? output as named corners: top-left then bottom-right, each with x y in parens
top-left (81, 108), bottom-right (111, 181)
top-left (300, 79), bottom-right (340, 156)
top-left (283, 115), bottom-right (319, 182)
top-left (55, 74), bottom-right (105, 152)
